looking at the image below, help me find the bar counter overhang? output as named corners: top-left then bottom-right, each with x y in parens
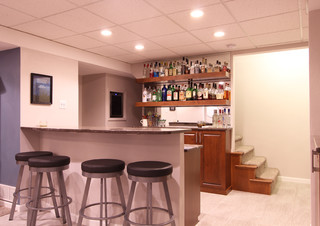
top-left (20, 126), bottom-right (196, 226)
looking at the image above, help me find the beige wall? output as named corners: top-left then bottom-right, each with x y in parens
top-left (80, 73), bottom-right (141, 127)
top-left (20, 48), bottom-right (79, 128)
top-left (234, 48), bottom-right (310, 179)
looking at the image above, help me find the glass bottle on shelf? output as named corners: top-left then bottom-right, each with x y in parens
top-left (186, 80), bottom-right (192, 101)
top-left (179, 85), bottom-right (185, 101)
top-left (211, 83), bottom-right (216, 100)
top-left (194, 60), bottom-right (200, 74)
top-left (201, 59), bottom-right (206, 73)
top-left (142, 87), bottom-right (147, 102)
top-left (190, 61), bottom-right (194, 74)
top-left (147, 86), bottom-right (152, 102)
top-left (164, 62), bottom-right (169, 76)
top-left (203, 83), bottom-right (209, 100)
top-left (172, 62), bottom-right (177, 76)
top-left (167, 85), bottom-right (172, 101)
top-left (143, 64), bottom-right (147, 78)
top-left (173, 85), bottom-right (179, 101)
top-left (212, 109), bottom-right (218, 127)
top-left (177, 61), bottom-right (182, 75)
top-left (156, 87), bottom-right (162, 102)
top-left (192, 83), bottom-right (198, 100)
top-left (227, 109), bottom-right (231, 127)
top-left (149, 63), bottom-right (154, 77)
top-left (152, 87), bottom-right (157, 102)
top-left (222, 108), bottom-right (227, 127)
top-left (168, 62), bottom-right (173, 76)
top-left (197, 83), bottom-right (203, 100)
top-left (207, 63), bottom-right (213, 72)
top-left (214, 60), bottom-right (220, 72)
top-left (159, 62), bottom-right (165, 77)
top-left (224, 83), bottom-right (231, 100)
top-left (185, 58), bottom-right (190, 74)
top-left (153, 62), bottom-right (159, 77)
top-left (162, 85), bottom-right (167, 101)
top-left (208, 83), bottom-right (212, 100)
top-left (181, 57), bottom-right (186, 75)
top-left (217, 109), bottom-right (223, 127)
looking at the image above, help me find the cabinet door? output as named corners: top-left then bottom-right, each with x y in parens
top-left (200, 131), bottom-right (226, 187)
top-left (184, 131), bottom-right (197, 144)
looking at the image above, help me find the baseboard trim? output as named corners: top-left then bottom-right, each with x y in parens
top-left (278, 176), bottom-right (310, 184)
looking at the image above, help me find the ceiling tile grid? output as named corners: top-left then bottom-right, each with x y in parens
top-left (0, 0), bottom-right (309, 63)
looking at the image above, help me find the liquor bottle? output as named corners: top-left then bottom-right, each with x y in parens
top-left (216, 84), bottom-right (224, 99)
top-left (190, 61), bottom-right (195, 74)
top-left (143, 64), bottom-right (147, 78)
top-left (192, 83), bottom-right (198, 100)
top-left (162, 85), bottom-right (167, 101)
top-left (167, 85), bottom-right (172, 101)
top-left (224, 83), bottom-right (231, 100)
top-left (197, 83), bottom-right (203, 100)
top-left (186, 80), bottom-right (192, 101)
top-left (201, 59), bottom-right (206, 73)
top-left (203, 83), bottom-right (209, 100)
top-left (153, 62), bottom-right (159, 77)
top-left (210, 83), bottom-right (216, 100)
top-left (204, 58), bottom-right (208, 73)
top-left (194, 60), bottom-right (200, 74)
top-left (212, 109), bottom-right (218, 127)
top-left (149, 63), bottom-right (154, 77)
top-left (173, 62), bottom-right (177, 76)
top-left (142, 87), bottom-right (147, 102)
top-left (159, 62), bottom-right (165, 77)
top-left (208, 83), bottom-right (212, 100)
top-left (181, 57), bottom-right (186, 75)
top-left (207, 63), bottom-right (213, 72)
top-left (156, 87), bottom-right (162, 102)
top-left (168, 62), bottom-right (173, 76)
top-left (223, 62), bottom-right (228, 72)
top-left (214, 60), bottom-right (220, 72)
top-left (177, 61), bottom-right (182, 75)
top-left (185, 58), bottom-right (189, 74)
top-left (147, 86), bottom-right (152, 102)
top-left (222, 108), bottom-right (227, 127)
top-left (227, 109), bottom-right (231, 127)
top-left (217, 109), bottom-right (223, 127)
top-left (164, 62), bottom-right (169, 76)
top-left (199, 62), bottom-right (203, 73)
top-left (179, 85), bottom-right (185, 101)
top-left (173, 85), bottom-right (179, 101)
top-left (151, 87), bottom-right (157, 102)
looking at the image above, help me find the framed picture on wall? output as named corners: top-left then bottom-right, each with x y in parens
top-left (30, 73), bottom-right (52, 105)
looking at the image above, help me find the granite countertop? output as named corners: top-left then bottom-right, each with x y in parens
top-left (168, 122), bottom-right (232, 130)
top-left (21, 126), bottom-right (191, 135)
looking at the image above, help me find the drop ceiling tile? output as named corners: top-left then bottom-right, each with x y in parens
top-left (145, 0), bottom-right (220, 14)
top-left (56, 35), bottom-right (105, 49)
top-left (170, 43), bottom-right (214, 56)
top-left (44, 8), bottom-right (114, 33)
top-left (115, 40), bottom-right (163, 53)
top-left (0, 0), bottom-right (76, 18)
top-left (123, 16), bottom-right (184, 38)
top-left (112, 54), bottom-right (149, 64)
top-left (88, 45), bottom-right (131, 57)
top-left (85, 26), bottom-right (142, 44)
top-left (139, 49), bottom-right (180, 60)
top-left (67, 0), bottom-right (100, 6)
top-left (240, 11), bottom-right (300, 36)
top-left (14, 20), bottom-right (75, 39)
top-left (0, 5), bottom-right (34, 26)
top-left (85, 0), bottom-right (161, 25)
top-left (225, 0), bottom-right (299, 22)
top-left (150, 32), bottom-right (201, 48)
top-left (190, 23), bottom-right (245, 43)
top-left (168, 4), bottom-right (235, 31)
top-left (207, 37), bottom-right (255, 52)
top-left (250, 29), bottom-right (301, 47)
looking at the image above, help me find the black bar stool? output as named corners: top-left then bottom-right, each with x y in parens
top-left (124, 161), bottom-right (176, 226)
top-left (9, 151), bottom-right (57, 221)
top-left (26, 155), bottom-right (72, 226)
top-left (78, 159), bottom-right (126, 226)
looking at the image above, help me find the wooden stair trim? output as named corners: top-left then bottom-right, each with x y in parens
top-left (250, 178), bottom-right (273, 184)
top-left (231, 151), bottom-right (243, 156)
top-left (235, 164), bottom-right (258, 169)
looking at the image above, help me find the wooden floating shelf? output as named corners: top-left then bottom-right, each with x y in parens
top-left (135, 99), bottom-right (230, 107)
top-left (136, 71), bottom-right (229, 84)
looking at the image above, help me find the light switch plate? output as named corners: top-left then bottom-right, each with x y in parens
top-left (59, 100), bottom-right (67, 109)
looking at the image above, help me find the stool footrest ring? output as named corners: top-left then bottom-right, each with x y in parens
top-left (79, 201), bottom-right (125, 221)
top-left (26, 195), bottom-right (72, 211)
top-left (13, 186), bottom-right (55, 200)
top-left (125, 206), bottom-right (175, 226)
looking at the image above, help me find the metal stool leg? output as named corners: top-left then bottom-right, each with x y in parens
top-left (124, 181), bottom-right (137, 226)
top-left (46, 172), bottom-right (60, 218)
top-left (100, 178), bottom-right (103, 226)
top-left (147, 183), bottom-right (152, 225)
top-left (104, 178), bottom-right (108, 226)
top-left (29, 172), bottom-right (43, 226)
top-left (77, 177), bottom-right (91, 226)
top-left (116, 176), bottom-right (126, 214)
top-left (9, 165), bottom-right (24, 220)
top-left (163, 181), bottom-right (175, 226)
top-left (57, 171), bottom-right (72, 226)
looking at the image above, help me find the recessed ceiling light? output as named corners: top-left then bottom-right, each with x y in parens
top-left (214, 31), bottom-right (225, 37)
top-left (135, 44), bottom-right (144, 50)
top-left (101, 29), bottom-right (112, 36)
top-left (226, 44), bottom-right (236, 49)
top-left (190, 9), bottom-right (204, 18)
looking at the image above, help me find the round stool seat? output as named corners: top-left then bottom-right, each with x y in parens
top-left (28, 155), bottom-right (70, 168)
top-left (15, 151), bottom-right (53, 162)
top-left (81, 159), bottom-right (125, 173)
top-left (127, 161), bottom-right (173, 178)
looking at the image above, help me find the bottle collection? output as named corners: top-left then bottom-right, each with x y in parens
top-left (212, 108), bottom-right (231, 128)
top-left (143, 57), bottom-right (231, 78)
top-left (142, 80), bottom-right (231, 102)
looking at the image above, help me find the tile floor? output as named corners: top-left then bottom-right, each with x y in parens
top-left (0, 180), bottom-right (311, 226)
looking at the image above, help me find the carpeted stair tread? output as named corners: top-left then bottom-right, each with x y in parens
top-left (258, 167), bottom-right (279, 180)
top-left (235, 135), bottom-right (243, 142)
top-left (243, 156), bottom-right (266, 167)
top-left (235, 145), bottom-right (254, 155)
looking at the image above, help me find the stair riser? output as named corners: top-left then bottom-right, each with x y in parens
top-left (241, 150), bottom-right (254, 164)
top-left (255, 161), bottom-right (266, 178)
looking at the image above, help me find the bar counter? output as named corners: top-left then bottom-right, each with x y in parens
top-left (20, 126), bottom-right (196, 226)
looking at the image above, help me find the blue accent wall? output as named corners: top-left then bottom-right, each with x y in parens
top-left (0, 48), bottom-right (20, 186)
